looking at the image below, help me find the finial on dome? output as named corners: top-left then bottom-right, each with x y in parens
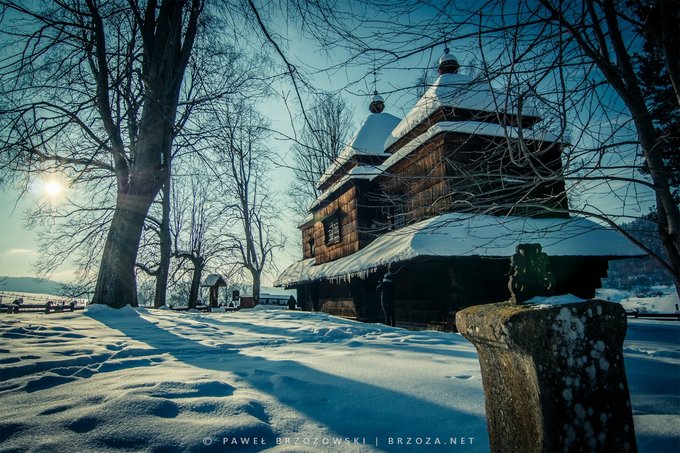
top-left (438, 46), bottom-right (459, 75)
top-left (369, 90), bottom-right (385, 114)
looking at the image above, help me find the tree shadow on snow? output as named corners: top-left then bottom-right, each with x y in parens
top-left (88, 309), bottom-right (489, 448)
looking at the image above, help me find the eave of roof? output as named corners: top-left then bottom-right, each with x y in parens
top-left (309, 165), bottom-right (382, 211)
top-left (275, 212), bottom-right (643, 287)
top-left (317, 112), bottom-right (401, 189)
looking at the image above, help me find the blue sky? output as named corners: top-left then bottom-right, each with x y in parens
top-left (0, 190), bottom-right (41, 278)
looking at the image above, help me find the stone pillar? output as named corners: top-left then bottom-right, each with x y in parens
top-left (456, 300), bottom-right (637, 453)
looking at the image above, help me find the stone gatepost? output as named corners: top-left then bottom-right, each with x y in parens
top-left (456, 245), bottom-right (637, 452)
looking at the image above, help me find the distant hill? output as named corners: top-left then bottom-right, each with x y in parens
top-left (0, 276), bottom-right (295, 302)
top-left (0, 276), bottom-right (63, 296)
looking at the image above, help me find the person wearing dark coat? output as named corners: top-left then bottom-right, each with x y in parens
top-left (287, 295), bottom-right (297, 310)
top-left (377, 263), bottom-right (399, 327)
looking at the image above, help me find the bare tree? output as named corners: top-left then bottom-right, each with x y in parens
top-left (28, 178), bottom-right (115, 291)
top-left (206, 99), bottom-right (282, 305)
top-left (170, 172), bottom-right (236, 310)
top-left (0, 1), bottom-right (270, 308)
top-left (147, 33), bottom-right (263, 308)
top-left (288, 93), bottom-right (354, 216)
top-left (0, 0), bottom-right (204, 307)
top-left (526, 0), bottom-right (680, 294)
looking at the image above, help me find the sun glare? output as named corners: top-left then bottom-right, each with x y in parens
top-left (44, 180), bottom-right (63, 197)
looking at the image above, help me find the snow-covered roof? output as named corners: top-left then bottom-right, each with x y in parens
top-left (375, 121), bottom-right (566, 176)
top-left (298, 213), bottom-right (314, 228)
top-left (310, 165), bottom-right (382, 210)
top-left (317, 112), bottom-right (401, 188)
top-left (275, 213), bottom-right (643, 286)
top-left (201, 274), bottom-right (227, 287)
top-left (384, 73), bottom-right (540, 151)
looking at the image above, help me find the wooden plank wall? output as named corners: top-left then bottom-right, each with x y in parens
top-left (441, 133), bottom-right (569, 216)
top-left (385, 110), bottom-right (448, 154)
top-left (313, 186), bottom-right (360, 265)
top-left (295, 256), bottom-right (608, 330)
top-left (380, 135), bottom-right (452, 223)
top-left (320, 299), bottom-right (357, 318)
top-left (318, 161), bottom-right (358, 191)
top-left (302, 226), bottom-right (315, 259)
top-left (380, 130), bottom-right (569, 224)
top-left (551, 257), bottom-right (609, 299)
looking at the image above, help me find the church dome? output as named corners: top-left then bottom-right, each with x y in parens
top-left (438, 47), bottom-right (459, 75)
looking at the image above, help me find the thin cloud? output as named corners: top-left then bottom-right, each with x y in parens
top-left (5, 248), bottom-right (36, 256)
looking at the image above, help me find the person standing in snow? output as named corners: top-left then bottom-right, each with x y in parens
top-left (287, 295), bottom-right (297, 310)
top-left (378, 263), bottom-right (400, 327)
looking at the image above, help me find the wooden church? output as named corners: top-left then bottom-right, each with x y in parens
top-left (276, 49), bottom-right (641, 330)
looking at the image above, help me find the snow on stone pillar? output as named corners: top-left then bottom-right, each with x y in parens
top-left (456, 245), bottom-right (637, 452)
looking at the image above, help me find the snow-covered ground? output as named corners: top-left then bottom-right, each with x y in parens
top-left (1, 303), bottom-right (678, 452)
top-left (597, 286), bottom-right (680, 314)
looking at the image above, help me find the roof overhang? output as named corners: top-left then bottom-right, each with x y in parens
top-left (275, 213), bottom-right (644, 287)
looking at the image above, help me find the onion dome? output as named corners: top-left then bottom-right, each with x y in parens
top-left (369, 91), bottom-right (385, 113)
top-left (438, 47), bottom-right (459, 75)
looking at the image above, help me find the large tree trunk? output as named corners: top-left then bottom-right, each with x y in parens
top-left (188, 261), bottom-right (203, 310)
top-left (628, 114), bottom-right (680, 300)
top-left (154, 177), bottom-right (172, 308)
top-left (92, 189), bottom-right (158, 308)
top-left (568, 0), bottom-right (680, 299)
top-left (250, 269), bottom-right (262, 306)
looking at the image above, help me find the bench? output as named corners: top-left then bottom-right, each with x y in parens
top-left (168, 305), bottom-right (210, 312)
top-left (1, 302), bottom-right (84, 314)
top-left (626, 310), bottom-right (680, 320)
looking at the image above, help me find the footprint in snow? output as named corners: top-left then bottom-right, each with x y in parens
top-left (39, 405), bottom-right (73, 416)
top-left (105, 343), bottom-right (125, 351)
top-left (49, 326), bottom-right (71, 332)
top-left (148, 380), bottom-right (235, 399)
top-left (0, 357), bottom-right (20, 364)
top-left (60, 333), bottom-right (86, 339)
top-left (244, 401), bottom-right (270, 424)
top-left (24, 375), bottom-right (78, 393)
top-left (66, 416), bottom-right (99, 433)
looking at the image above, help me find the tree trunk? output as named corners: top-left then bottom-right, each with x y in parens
top-left (154, 176), bottom-right (172, 308)
top-left (584, 0), bottom-right (680, 299)
top-left (250, 269), bottom-right (262, 306)
top-left (188, 261), bottom-right (203, 310)
top-left (628, 117), bottom-right (680, 299)
top-left (673, 273), bottom-right (680, 302)
top-left (92, 189), bottom-right (157, 308)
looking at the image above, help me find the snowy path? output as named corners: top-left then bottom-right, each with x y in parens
top-left (0, 306), bottom-right (678, 452)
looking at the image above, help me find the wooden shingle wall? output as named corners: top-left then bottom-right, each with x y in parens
top-left (380, 135), bottom-right (452, 223)
top-left (301, 226), bottom-right (315, 259)
top-left (313, 186), bottom-right (360, 265)
top-left (441, 133), bottom-right (568, 216)
top-left (378, 131), bottom-right (569, 225)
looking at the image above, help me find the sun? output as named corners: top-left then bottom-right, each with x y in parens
top-left (28, 175), bottom-right (69, 204)
top-left (44, 180), bottom-right (63, 197)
